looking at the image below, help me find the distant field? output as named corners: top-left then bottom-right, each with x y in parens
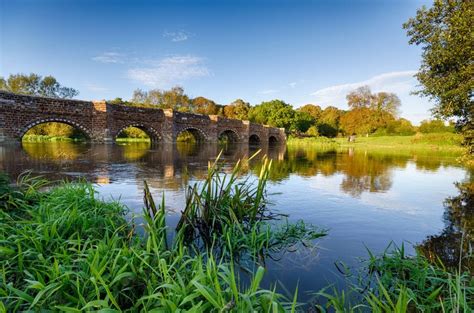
top-left (287, 132), bottom-right (465, 154)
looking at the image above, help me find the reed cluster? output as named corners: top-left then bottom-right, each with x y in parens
top-left (315, 243), bottom-right (473, 312)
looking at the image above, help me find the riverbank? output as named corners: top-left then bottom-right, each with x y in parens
top-left (288, 132), bottom-right (465, 154)
top-left (1, 156), bottom-right (471, 311)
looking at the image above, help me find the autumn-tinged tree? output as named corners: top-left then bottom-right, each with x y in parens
top-left (0, 73), bottom-right (78, 98)
top-left (340, 108), bottom-right (373, 135)
top-left (404, 0), bottom-right (473, 154)
top-left (192, 96), bottom-right (218, 115)
top-left (298, 104), bottom-right (323, 121)
top-left (344, 86), bottom-right (401, 135)
top-left (223, 99), bottom-right (250, 120)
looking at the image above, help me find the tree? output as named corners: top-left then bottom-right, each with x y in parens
top-left (404, 0), bottom-right (473, 152)
top-left (340, 108), bottom-right (373, 136)
top-left (419, 119), bottom-right (455, 133)
top-left (318, 106), bottom-right (342, 137)
top-left (223, 99), bottom-right (250, 120)
top-left (0, 73), bottom-right (78, 98)
top-left (130, 86), bottom-right (191, 111)
top-left (298, 104), bottom-right (322, 121)
top-left (248, 100), bottom-right (290, 125)
top-left (192, 96), bottom-right (218, 115)
top-left (292, 111), bottom-right (314, 133)
top-left (346, 86), bottom-right (373, 109)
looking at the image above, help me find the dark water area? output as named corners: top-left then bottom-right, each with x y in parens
top-left (0, 142), bottom-right (471, 302)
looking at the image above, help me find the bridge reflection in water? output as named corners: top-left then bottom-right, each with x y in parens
top-left (0, 141), bottom-right (462, 198)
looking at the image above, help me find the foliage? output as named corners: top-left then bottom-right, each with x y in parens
top-left (318, 106), bottom-right (342, 137)
top-left (22, 122), bottom-right (87, 141)
top-left (0, 73), bottom-right (78, 98)
top-left (117, 126), bottom-right (150, 139)
top-left (419, 119), bottom-right (455, 134)
top-left (192, 96), bottom-right (220, 115)
top-left (131, 86), bottom-right (192, 112)
top-left (315, 243), bottom-right (473, 312)
top-left (305, 125), bottom-right (319, 137)
top-left (404, 0), bottom-right (474, 155)
top-left (341, 86), bottom-right (402, 136)
top-left (223, 99), bottom-right (250, 120)
top-left (298, 104), bottom-right (322, 121)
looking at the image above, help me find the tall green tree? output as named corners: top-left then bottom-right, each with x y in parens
top-left (404, 0), bottom-right (473, 153)
top-left (0, 73), bottom-right (79, 98)
top-left (318, 106), bottom-right (342, 137)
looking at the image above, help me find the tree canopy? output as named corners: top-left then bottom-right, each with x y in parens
top-left (404, 0), bottom-right (473, 152)
top-left (0, 73), bottom-right (79, 99)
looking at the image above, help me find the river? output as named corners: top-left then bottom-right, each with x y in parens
top-left (0, 141), bottom-right (470, 302)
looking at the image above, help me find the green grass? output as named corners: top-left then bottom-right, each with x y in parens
top-left (21, 135), bottom-right (86, 142)
top-left (115, 137), bottom-right (151, 143)
top-left (288, 132), bottom-right (465, 154)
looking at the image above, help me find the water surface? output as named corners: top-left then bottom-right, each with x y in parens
top-left (0, 142), bottom-right (470, 301)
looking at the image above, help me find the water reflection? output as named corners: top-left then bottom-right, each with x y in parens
top-left (0, 142), bottom-right (463, 198)
top-left (417, 179), bottom-right (473, 272)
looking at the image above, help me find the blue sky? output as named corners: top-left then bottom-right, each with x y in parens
top-left (1, 0), bottom-right (434, 124)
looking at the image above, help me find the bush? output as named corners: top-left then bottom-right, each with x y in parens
top-left (305, 125), bottom-right (319, 137)
top-left (419, 119), bottom-right (455, 133)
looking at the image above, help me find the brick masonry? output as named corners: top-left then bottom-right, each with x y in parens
top-left (0, 91), bottom-right (286, 144)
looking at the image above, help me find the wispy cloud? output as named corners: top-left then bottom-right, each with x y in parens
top-left (310, 71), bottom-right (417, 106)
top-left (163, 30), bottom-right (190, 42)
top-left (84, 83), bottom-right (109, 92)
top-left (289, 82), bottom-right (297, 88)
top-left (127, 55), bottom-right (210, 87)
top-left (92, 52), bottom-right (125, 64)
top-left (259, 89), bottom-right (279, 95)
top-left (308, 70), bottom-right (435, 124)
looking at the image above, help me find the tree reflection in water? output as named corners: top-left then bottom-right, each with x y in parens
top-left (4, 142), bottom-right (463, 199)
top-left (417, 178), bottom-right (473, 273)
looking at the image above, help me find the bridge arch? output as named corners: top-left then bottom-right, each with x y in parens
top-left (269, 135), bottom-right (279, 145)
top-left (115, 123), bottom-right (161, 143)
top-left (18, 118), bottom-right (93, 140)
top-left (176, 127), bottom-right (208, 143)
top-left (249, 134), bottom-right (261, 145)
top-left (218, 129), bottom-right (240, 144)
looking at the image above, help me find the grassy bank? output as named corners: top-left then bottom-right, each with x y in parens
top-left (288, 132), bottom-right (465, 154)
top-left (21, 135), bottom-right (86, 142)
top-left (0, 156), bottom-right (472, 311)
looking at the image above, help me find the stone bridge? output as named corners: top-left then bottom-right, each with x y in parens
top-left (0, 91), bottom-right (286, 144)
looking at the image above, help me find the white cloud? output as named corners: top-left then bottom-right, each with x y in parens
top-left (92, 52), bottom-right (125, 64)
top-left (259, 89), bottom-right (279, 95)
top-left (127, 55), bottom-right (210, 87)
top-left (289, 82), bottom-right (297, 88)
top-left (163, 30), bottom-right (190, 42)
top-left (309, 71), bottom-right (433, 124)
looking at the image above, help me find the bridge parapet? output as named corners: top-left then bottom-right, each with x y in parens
top-left (0, 91), bottom-right (286, 145)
